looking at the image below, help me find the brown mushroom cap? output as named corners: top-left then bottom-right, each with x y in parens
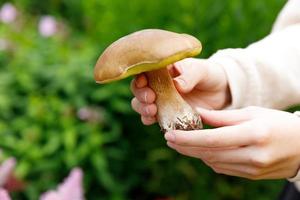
top-left (94, 29), bottom-right (202, 83)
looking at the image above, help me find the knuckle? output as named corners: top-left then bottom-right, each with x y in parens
top-left (142, 90), bottom-right (149, 103)
top-left (253, 123), bottom-right (271, 144)
top-left (145, 88), bottom-right (155, 103)
top-left (203, 150), bottom-right (217, 163)
top-left (205, 135), bottom-right (218, 147)
top-left (148, 104), bottom-right (157, 116)
top-left (141, 116), bottom-right (154, 125)
top-left (249, 152), bottom-right (272, 168)
top-left (142, 105), bottom-right (149, 116)
top-left (137, 88), bottom-right (154, 103)
top-left (135, 89), bottom-right (144, 102)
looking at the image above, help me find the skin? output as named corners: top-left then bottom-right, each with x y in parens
top-left (131, 58), bottom-right (231, 125)
top-left (130, 58), bottom-right (300, 180)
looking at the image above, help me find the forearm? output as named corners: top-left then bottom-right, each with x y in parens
top-left (209, 24), bottom-right (300, 109)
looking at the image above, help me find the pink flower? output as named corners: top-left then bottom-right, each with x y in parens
top-left (38, 16), bottom-right (58, 37)
top-left (77, 107), bottom-right (103, 122)
top-left (0, 158), bottom-right (16, 187)
top-left (40, 168), bottom-right (84, 200)
top-left (77, 107), bottom-right (91, 120)
top-left (0, 188), bottom-right (11, 200)
top-left (0, 3), bottom-right (17, 24)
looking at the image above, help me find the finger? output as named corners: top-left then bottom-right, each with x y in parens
top-left (167, 142), bottom-right (252, 163)
top-left (168, 64), bottom-right (181, 78)
top-left (199, 108), bottom-right (253, 127)
top-left (164, 123), bottom-right (256, 148)
top-left (130, 81), bottom-right (156, 104)
top-left (135, 74), bottom-right (148, 88)
top-left (141, 116), bottom-right (157, 125)
top-left (168, 142), bottom-right (295, 178)
top-left (167, 141), bottom-right (236, 153)
top-left (209, 161), bottom-right (292, 180)
top-left (172, 58), bottom-right (206, 93)
top-left (131, 98), bottom-right (157, 117)
top-left (210, 163), bottom-right (262, 177)
top-left (168, 144), bottom-right (258, 179)
top-left (210, 166), bottom-right (254, 179)
top-left (130, 75), bottom-right (147, 95)
top-left (168, 142), bottom-right (295, 180)
top-left (255, 167), bottom-right (296, 180)
top-left (167, 141), bottom-right (237, 160)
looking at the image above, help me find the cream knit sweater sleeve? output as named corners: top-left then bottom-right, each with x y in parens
top-left (208, 0), bottom-right (300, 183)
top-left (209, 0), bottom-right (300, 110)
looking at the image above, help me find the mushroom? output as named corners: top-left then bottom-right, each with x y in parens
top-left (94, 29), bottom-right (203, 132)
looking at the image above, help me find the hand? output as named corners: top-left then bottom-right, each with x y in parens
top-left (130, 58), bottom-right (231, 125)
top-left (164, 106), bottom-right (300, 180)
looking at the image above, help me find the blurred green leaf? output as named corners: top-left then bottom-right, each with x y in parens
top-left (0, 0), bottom-right (287, 199)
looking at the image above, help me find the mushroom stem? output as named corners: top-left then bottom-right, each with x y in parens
top-left (145, 68), bottom-right (203, 133)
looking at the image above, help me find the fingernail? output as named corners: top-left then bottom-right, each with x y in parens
top-left (143, 92), bottom-right (148, 102)
top-left (175, 78), bottom-right (186, 88)
top-left (136, 80), bottom-right (143, 88)
top-left (164, 132), bottom-right (175, 142)
top-left (145, 106), bottom-right (150, 115)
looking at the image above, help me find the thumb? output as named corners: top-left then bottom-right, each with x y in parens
top-left (199, 108), bottom-right (252, 127)
top-left (172, 58), bottom-right (205, 93)
top-left (173, 76), bottom-right (194, 93)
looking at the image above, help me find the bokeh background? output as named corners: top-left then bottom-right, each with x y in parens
top-left (0, 0), bottom-right (287, 199)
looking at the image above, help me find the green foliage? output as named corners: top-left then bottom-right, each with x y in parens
top-left (0, 0), bottom-right (285, 199)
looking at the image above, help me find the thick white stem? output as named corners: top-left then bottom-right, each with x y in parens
top-left (145, 68), bottom-right (202, 132)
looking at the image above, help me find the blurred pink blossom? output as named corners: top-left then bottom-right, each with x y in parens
top-left (77, 107), bottom-right (103, 122)
top-left (40, 168), bottom-right (84, 200)
top-left (77, 107), bottom-right (94, 121)
top-left (38, 16), bottom-right (58, 37)
top-left (0, 3), bottom-right (17, 24)
top-left (0, 158), bottom-right (16, 187)
top-left (0, 188), bottom-right (11, 200)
